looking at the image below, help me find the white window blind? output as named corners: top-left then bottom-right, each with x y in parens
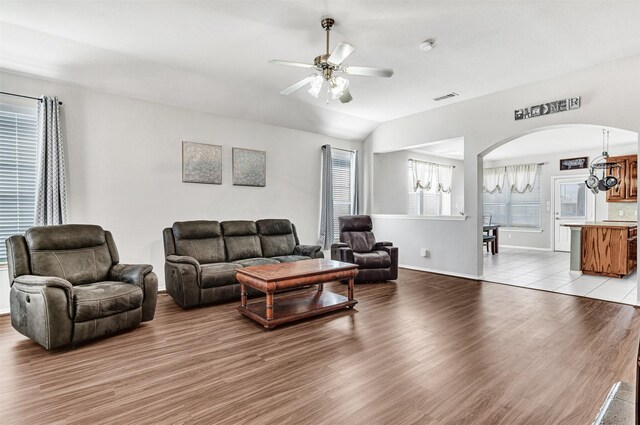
top-left (407, 162), bottom-right (452, 216)
top-left (332, 149), bottom-right (355, 238)
top-left (483, 166), bottom-right (542, 228)
top-left (0, 104), bottom-right (38, 263)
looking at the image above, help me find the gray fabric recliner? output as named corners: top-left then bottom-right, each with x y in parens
top-left (331, 215), bottom-right (398, 283)
top-left (163, 219), bottom-right (323, 308)
top-left (5, 224), bottom-right (158, 350)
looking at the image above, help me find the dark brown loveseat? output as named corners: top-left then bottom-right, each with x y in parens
top-left (5, 224), bottom-right (158, 350)
top-left (162, 219), bottom-right (323, 308)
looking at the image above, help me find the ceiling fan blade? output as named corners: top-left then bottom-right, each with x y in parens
top-left (343, 66), bottom-right (394, 78)
top-left (328, 43), bottom-right (355, 65)
top-left (269, 59), bottom-right (316, 69)
top-left (280, 77), bottom-right (313, 95)
top-left (339, 88), bottom-right (353, 104)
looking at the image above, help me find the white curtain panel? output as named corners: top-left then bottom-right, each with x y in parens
top-left (318, 145), bottom-right (334, 249)
top-left (35, 96), bottom-right (67, 226)
top-left (436, 164), bottom-right (453, 194)
top-left (507, 164), bottom-right (538, 193)
top-left (411, 160), bottom-right (436, 191)
top-left (483, 167), bottom-right (507, 194)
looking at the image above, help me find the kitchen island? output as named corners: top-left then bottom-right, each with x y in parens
top-left (561, 221), bottom-right (637, 277)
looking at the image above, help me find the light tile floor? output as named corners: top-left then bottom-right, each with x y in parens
top-left (483, 248), bottom-right (638, 305)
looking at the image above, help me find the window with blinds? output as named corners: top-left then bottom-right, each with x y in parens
top-left (332, 149), bottom-right (355, 239)
top-left (483, 166), bottom-right (542, 228)
top-left (0, 104), bottom-right (38, 263)
top-left (407, 162), bottom-right (452, 216)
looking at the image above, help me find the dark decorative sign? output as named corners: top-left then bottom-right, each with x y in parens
top-left (560, 156), bottom-right (588, 171)
top-left (515, 97), bottom-right (581, 121)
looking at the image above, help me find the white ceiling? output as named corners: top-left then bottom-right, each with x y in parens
top-left (484, 126), bottom-right (638, 161)
top-left (2, 1), bottom-right (640, 141)
top-left (396, 126), bottom-right (638, 161)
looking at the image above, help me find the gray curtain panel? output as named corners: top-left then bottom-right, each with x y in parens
top-left (351, 150), bottom-right (360, 215)
top-left (318, 145), bottom-right (334, 249)
top-left (35, 96), bottom-right (67, 226)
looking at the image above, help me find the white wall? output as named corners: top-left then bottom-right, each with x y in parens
top-left (364, 54), bottom-right (640, 281)
top-left (0, 71), bottom-right (361, 313)
top-left (483, 144), bottom-right (637, 249)
top-left (373, 150), bottom-right (464, 215)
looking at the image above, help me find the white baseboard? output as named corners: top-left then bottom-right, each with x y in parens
top-left (399, 264), bottom-right (481, 281)
top-left (499, 245), bottom-right (553, 251)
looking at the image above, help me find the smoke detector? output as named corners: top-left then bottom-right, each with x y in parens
top-left (420, 39), bottom-right (435, 52)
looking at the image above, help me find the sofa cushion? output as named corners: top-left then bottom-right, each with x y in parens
top-left (200, 263), bottom-right (242, 289)
top-left (172, 221), bottom-right (226, 264)
top-left (222, 221), bottom-right (262, 261)
top-left (342, 231), bottom-right (377, 253)
top-left (232, 258), bottom-right (279, 267)
top-left (73, 281), bottom-right (143, 322)
top-left (353, 251), bottom-right (391, 269)
top-left (256, 219), bottom-right (297, 257)
top-left (272, 255), bottom-right (311, 263)
top-left (26, 225), bottom-right (113, 285)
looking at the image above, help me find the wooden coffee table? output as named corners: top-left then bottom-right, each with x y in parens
top-left (236, 258), bottom-right (359, 329)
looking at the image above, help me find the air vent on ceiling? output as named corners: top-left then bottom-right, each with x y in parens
top-left (433, 92), bottom-right (459, 101)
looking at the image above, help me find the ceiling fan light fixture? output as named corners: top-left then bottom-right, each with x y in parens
top-left (307, 75), bottom-right (323, 98)
top-left (330, 77), bottom-right (349, 99)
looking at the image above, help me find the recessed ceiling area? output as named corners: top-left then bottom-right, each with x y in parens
top-left (1, 1), bottom-right (640, 141)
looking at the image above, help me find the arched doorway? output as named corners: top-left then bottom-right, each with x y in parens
top-left (478, 124), bottom-right (639, 304)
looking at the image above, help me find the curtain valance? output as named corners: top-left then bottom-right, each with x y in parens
top-left (410, 159), bottom-right (453, 194)
top-left (483, 163), bottom-right (539, 194)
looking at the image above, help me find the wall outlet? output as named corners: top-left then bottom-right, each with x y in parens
top-left (508, 233), bottom-right (512, 239)
top-left (619, 210), bottom-right (625, 217)
top-left (420, 248), bottom-right (429, 258)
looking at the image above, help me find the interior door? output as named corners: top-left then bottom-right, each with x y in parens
top-left (554, 177), bottom-right (595, 252)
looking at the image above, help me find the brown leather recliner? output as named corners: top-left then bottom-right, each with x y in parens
top-left (5, 224), bottom-right (158, 350)
top-left (331, 215), bottom-right (398, 283)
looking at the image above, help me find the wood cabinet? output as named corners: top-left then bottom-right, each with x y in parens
top-left (581, 225), bottom-right (637, 277)
top-left (606, 154), bottom-right (638, 202)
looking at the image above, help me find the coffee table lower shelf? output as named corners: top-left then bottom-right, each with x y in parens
top-left (238, 290), bottom-right (357, 329)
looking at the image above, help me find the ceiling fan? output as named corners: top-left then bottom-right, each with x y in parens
top-left (270, 17), bottom-right (394, 104)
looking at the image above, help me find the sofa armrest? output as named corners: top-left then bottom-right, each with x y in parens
top-left (377, 246), bottom-right (399, 280)
top-left (294, 244), bottom-right (323, 258)
top-left (164, 255), bottom-right (202, 309)
top-left (166, 255), bottom-right (200, 268)
top-left (375, 241), bottom-right (393, 248)
top-left (110, 264), bottom-right (153, 286)
top-left (13, 275), bottom-right (73, 296)
top-left (110, 264), bottom-right (158, 321)
top-left (331, 245), bottom-right (354, 264)
top-left (13, 275), bottom-right (74, 318)
top-left (331, 242), bottom-right (350, 249)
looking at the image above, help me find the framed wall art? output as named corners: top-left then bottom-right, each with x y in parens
top-left (232, 148), bottom-right (266, 187)
top-left (182, 141), bottom-right (222, 184)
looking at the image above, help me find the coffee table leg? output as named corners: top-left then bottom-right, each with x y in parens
top-left (240, 283), bottom-right (247, 307)
top-left (317, 283), bottom-right (324, 292)
top-left (266, 291), bottom-right (274, 321)
top-left (348, 277), bottom-right (354, 301)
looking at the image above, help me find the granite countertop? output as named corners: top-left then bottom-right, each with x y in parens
top-left (561, 221), bottom-right (638, 228)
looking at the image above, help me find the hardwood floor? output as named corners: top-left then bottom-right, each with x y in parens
top-left (1, 268), bottom-right (638, 424)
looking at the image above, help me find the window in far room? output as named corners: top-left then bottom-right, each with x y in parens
top-left (483, 166), bottom-right (542, 229)
top-left (407, 160), bottom-right (453, 216)
top-left (0, 103), bottom-right (38, 263)
top-left (332, 149), bottom-right (356, 238)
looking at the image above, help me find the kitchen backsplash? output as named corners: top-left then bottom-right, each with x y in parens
top-left (608, 202), bottom-right (638, 220)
